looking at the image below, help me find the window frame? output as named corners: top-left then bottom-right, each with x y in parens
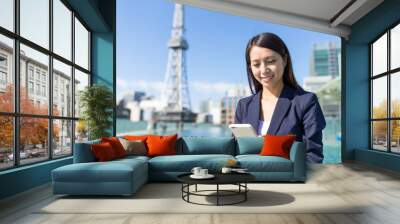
top-left (370, 20), bottom-right (400, 154)
top-left (0, 70), bottom-right (7, 85)
top-left (0, 0), bottom-right (92, 171)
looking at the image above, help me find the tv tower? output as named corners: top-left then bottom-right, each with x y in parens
top-left (162, 3), bottom-right (192, 112)
top-left (156, 4), bottom-right (196, 126)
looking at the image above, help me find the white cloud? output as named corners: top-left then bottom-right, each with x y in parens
top-left (190, 81), bottom-right (237, 94)
top-left (116, 78), bottom-right (164, 101)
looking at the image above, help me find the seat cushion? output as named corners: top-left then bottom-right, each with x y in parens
top-left (236, 155), bottom-right (293, 172)
top-left (149, 154), bottom-right (235, 172)
top-left (52, 159), bottom-right (147, 183)
top-left (113, 155), bottom-right (150, 166)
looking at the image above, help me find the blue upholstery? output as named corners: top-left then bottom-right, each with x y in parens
top-left (289, 141), bottom-right (307, 181)
top-left (52, 137), bottom-right (306, 196)
top-left (73, 140), bottom-right (100, 163)
top-left (236, 141), bottom-right (306, 181)
top-left (53, 162), bottom-right (140, 182)
top-left (178, 137), bottom-right (235, 155)
top-left (52, 158), bottom-right (148, 195)
top-left (116, 155), bottom-right (150, 163)
top-left (236, 137), bottom-right (263, 155)
top-left (236, 155), bottom-right (293, 172)
top-left (148, 154), bottom-right (235, 181)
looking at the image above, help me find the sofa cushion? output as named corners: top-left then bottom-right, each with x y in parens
top-left (119, 138), bottom-right (147, 156)
top-left (91, 142), bottom-right (118, 161)
top-left (260, 134), bottom-right (295, 159)
top-left (236, 155), bottom-right (293, 172)
top-left (236, 137), bottom-right (263, 155)
top-left (178, 137), bottom-right (235, 155)
top-left (115, 155), bottom-right (150, 164)
top-left (52, 159), bottom-right (147, 183)
top-left (53, 163), bottom-right (132, 183)
top-left (124, 135), bottom-right (148, 141)
top-left (148, 154), bottom-right (235, 172)
top-left (147, 134), bottom-right (178, 157)
top-left (101, 137), bottom-right (127, 158)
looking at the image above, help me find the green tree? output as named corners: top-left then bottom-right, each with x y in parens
top-left (391, 99), bottom-right (400, 143)
top-left (372, 100), bottom-right (387, 138)
top-left (79, 84), bottom-right (114, 140)
top-left (0, 84), bottom-right (60, 149)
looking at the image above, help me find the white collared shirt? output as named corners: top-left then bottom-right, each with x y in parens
top-left (258, 119), bottom-right (271, 136)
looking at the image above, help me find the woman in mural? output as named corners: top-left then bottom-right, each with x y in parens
top-left (235, 33), bottom-right (326, 163)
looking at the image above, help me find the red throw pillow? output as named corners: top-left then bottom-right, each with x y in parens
top-left (146, 134), bottom-right (178, 157)
top-left (260, 134), bottom-right (296, 159)
top-left (101, 137), bottom-right (127, 158)
top-left (124, 135), bottom-right (148, 141)
top-left (91, 142), bottom-right (117, 161)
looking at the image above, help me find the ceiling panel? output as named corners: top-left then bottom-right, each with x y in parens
top-left (226, 0), bottom-right (352, 21)
top-left (174, 0), bottom-right (384, 38)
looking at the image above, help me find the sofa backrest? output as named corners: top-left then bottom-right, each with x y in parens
top-left (177, 137), bottom-right (236, 155)
top-left (236, 137), bottom-right (264, 155)
top-left (74, 136), bottom-right (266, 162)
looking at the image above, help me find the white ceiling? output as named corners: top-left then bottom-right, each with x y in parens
top-left (173, 0), bottom-right (384, 38)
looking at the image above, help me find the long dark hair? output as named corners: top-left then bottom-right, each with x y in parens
top-left (245, 32), bottom-right (301, 94)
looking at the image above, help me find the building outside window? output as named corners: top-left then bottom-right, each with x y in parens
top-left (41, 73), bottom-right (46, 82)
top-left (0, 71), bottom-right (6, 85)
top-left (35, 70), bottom-right (40, 81)
top-left (28, 67), bottom-right (34, 80)
top-left (0, 0), bottom-right (91, 170)
top-left (54, 89), bottom-right (58, 103)
top-left (35, 83), bottom-right (40, 95)
top-left (370, 23), bottom-right (400, 154)
top-left (28, 81), bottom-right (34, 94)
top-left (0, 55), bottom-right (7, 67)
top-left (0, 55), bottom-right (7, 89)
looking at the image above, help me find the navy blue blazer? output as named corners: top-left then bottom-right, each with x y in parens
top-left (235, 85), bottom-right (326, 163)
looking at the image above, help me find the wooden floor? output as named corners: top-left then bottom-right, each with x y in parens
top-left (1, 162), bottom-right (400, 224)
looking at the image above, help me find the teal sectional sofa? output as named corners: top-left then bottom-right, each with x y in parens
top-left (52, 136), bottom-right (306, 196)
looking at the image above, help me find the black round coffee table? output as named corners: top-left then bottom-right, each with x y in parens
top-left (177, 173), bottom-right (255, 206)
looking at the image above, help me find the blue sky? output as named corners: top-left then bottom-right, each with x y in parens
top-left (117, 0), bottom-right (340, 111)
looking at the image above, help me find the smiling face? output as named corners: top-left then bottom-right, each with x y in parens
top-left (249, 46), bottom-right (287, 89)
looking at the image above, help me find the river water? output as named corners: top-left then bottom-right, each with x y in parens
top-left (117, 118), bottom-right (341, 164)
